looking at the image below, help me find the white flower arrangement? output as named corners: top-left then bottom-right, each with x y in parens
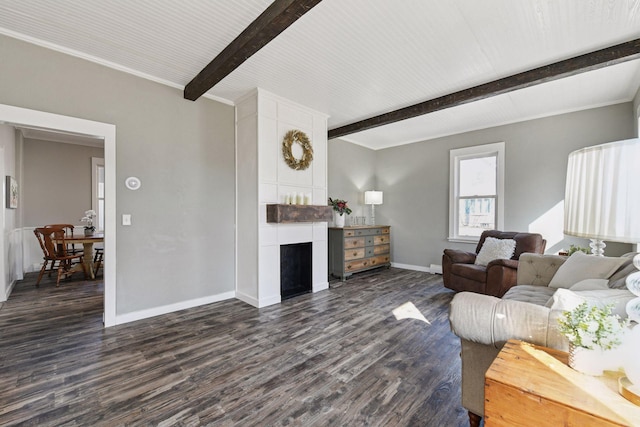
top-left (557, 302), bottom-right (629, 350)
top-left (80, 209), bottom-right (97, 230)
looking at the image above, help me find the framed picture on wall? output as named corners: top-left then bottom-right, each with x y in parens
top-left (6, 176), bottom-right (17, 209)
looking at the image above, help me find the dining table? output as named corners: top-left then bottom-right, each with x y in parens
top-left (61, 232), bottom-right (104, 280)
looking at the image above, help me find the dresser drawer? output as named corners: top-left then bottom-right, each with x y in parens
top-left (354, 228), bottom-right (382, 237)
top-left (374, 235), bottom-right (389, 245)
top-left (373, 244), bottom-right (390, 255)
top-left (345, 248), bottom-right (365, 260)
top-left (345, 255), bottom-right (390, 273)
top-left (345, 237), bottom-right (365, 249)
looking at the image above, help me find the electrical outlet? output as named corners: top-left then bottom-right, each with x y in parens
top-left (122, 214), bottom-right (132, 226)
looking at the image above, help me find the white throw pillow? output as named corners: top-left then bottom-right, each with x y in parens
top-left (548, 251), bottom-right (626, 289)
top-left (474, 237), bottom-right (516, 267)
top-left (569, 278), bottom-right (610, 291)
top-left (550, 288), bottom-right (635, 317)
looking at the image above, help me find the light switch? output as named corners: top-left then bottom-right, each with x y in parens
top-left (122, 214), bottom-right (132, 226)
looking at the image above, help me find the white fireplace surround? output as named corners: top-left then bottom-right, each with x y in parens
top-left (235, 89), bottom-right (329, 308)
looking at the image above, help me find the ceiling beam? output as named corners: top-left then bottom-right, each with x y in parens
top-left (184, 0), bottom-right (323, 101)
top-left (328, 38), bottom-right (640, 140)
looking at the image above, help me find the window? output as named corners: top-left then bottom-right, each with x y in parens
top-left (449, 142), bottom-right (504, 242)
top-left (91, 157), bottom-right (105, 232)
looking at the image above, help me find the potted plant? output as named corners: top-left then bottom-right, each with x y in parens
top-left (80, 209), bottom-right (97, 235)
top-left (557, 302), bottom-right (629, 375)
top-left (328, 198), bottom-right (352, 227)
top-left (567, 244), bottom-right (590, 256)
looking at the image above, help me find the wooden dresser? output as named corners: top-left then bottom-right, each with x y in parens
top-left (328, 226), bottom-right (391, 281)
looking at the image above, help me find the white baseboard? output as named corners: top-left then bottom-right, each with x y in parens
top-left (430, 264), bottom-right (443, 275)
top-left (1, 279), bottom-right (16, 302)
top-left (257, 295), bottom-right (281, 308)
top-left (235, 291), bottom-right (259, 308)
top-left (313, 281), bottom-right (329, 292)
top-left (235, 292), bottom-right (281, 308)
top-left (391, 262), bottom-right (442, 275)
top-left (115, 290), bottom-right (236, 325)
top-left (391, 262), bottom-right (430, 272)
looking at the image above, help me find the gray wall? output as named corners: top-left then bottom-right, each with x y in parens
top-left (327, 138), bottom-right (377, 222)
top-left (330, 103), bottom-right (635, 270)
top-left (23, 138), bottom-right (103, 226)
top-left (0, 35), bottom-right (235, 316)
top-left (0, 124), bottom-right (19, 300)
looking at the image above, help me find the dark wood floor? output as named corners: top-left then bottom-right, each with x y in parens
top-left (0, 268), bottom-right (468, 426)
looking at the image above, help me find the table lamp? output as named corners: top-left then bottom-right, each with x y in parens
top-left (564, 138), bottom-right (640, 255)
top-left (564, 138), bottom-right (640, 403)
top-left (364, 191), bottom-right (383, 226)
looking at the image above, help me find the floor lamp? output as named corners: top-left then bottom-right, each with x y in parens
top-left (364, 191), bottom-right (383, 225)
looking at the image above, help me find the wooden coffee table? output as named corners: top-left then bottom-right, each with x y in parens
top-left (485, 339), bottom-right (640, 426)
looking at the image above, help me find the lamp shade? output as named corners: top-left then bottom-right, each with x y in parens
top-left (364, 191), bottom-right (383, 205)
top-left (564, 138), bottom-right (640, 243)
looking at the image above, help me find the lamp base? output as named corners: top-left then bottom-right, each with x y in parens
top-left (369, 204), bottom-right (376, 226)
top-left (589, 238), bottom-right (606, 256)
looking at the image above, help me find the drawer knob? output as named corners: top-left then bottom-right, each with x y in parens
top-left (353, 252), bottom-right (358, 256)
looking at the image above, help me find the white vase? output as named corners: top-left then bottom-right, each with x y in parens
top-left (568, 344), bottom-right (605, 376)
top-left (334, 213), bottom-right (345, 227)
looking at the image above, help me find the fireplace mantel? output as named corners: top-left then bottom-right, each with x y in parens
top-left (266, 204), bottom-right (333, 223)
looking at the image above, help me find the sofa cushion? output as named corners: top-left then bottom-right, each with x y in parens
top-left (517, 253), bottom-right (566, 286)
top-left (569, 278), bottom-right (609, 291)
top-left (548, 252), bottom-right (626, 289)
top-left (549, 288), bottom-right (635, 317)
top-left (608, 252), bottom-right (639, 289)
top-left (503, 285), bottom-right (556, 307)
top-left (451, 263), bottom-right (487, 282)
top-left (474, 237), bottom-right (516, 266)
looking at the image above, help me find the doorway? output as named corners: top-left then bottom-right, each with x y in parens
top-left (0, 103), bottom-right (116, 326)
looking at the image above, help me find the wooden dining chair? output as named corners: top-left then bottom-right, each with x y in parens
top-left (42, 223), bottom-right (83, 277)
top-left (93, 247), bottom-right (103, 277)
top-left (33, 227), bottom-right (87, 287)
top-left (44, 224), bottom-right (82, 255)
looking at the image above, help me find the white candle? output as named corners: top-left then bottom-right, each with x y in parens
top-left (305, 193), bottom-right (312, 205)
top-left (284, 194), bottom-right (290, 205)
top-left (297, 192), bottom-right (304, 205)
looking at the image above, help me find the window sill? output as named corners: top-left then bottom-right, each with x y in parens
top-left (448, 236), bottom-right (480, 244)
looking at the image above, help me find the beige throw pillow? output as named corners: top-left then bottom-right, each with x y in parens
top-left (474, 237), bottom-right (516, 267)
top-left (548, 252), bottom-right (626, 289)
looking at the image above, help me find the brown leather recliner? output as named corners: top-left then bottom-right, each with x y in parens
top-left (442, 230), bottom-right (546, 297)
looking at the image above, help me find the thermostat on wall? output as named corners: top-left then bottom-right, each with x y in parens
top-left (125, 176), bottom-right (141, 190)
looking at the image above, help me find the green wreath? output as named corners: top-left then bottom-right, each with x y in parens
top-left (282, 130), bottom-right (313, 170)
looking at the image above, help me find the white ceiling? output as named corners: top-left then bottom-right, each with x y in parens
top-left (1, 0), bottom-right (640, 150)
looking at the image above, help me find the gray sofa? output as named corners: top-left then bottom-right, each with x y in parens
top-left (448, 252), bottom-right (638, 425)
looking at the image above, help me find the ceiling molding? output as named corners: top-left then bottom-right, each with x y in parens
top-left (328, 38), bottom-right (640, 140)
top-left (184, 0), bottom-right (323, 101)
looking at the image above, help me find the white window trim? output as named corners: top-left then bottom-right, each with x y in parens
top-left (91, 157), bottom-right (105, 232)
top-left (448, 142), bottom-right (505, 243)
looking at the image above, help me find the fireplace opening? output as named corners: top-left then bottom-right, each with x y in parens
top-left (280, 242), bottom-right (312, 300)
